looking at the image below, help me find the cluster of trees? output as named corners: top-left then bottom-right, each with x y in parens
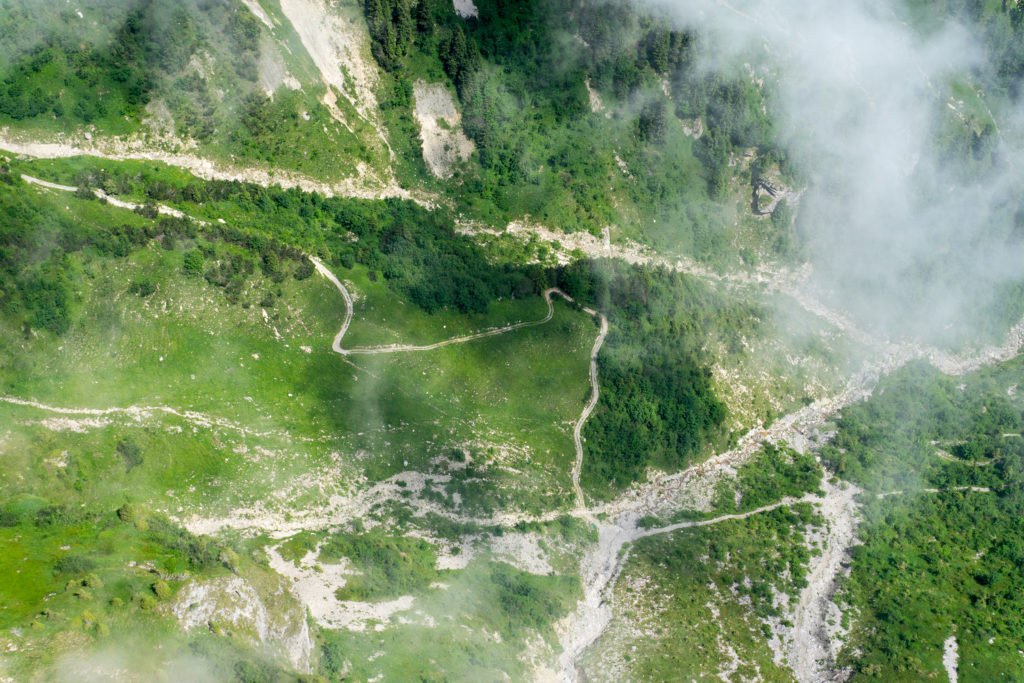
top-left (627, 502), bottom-right (816, 681)
top-left (0, 498), bottom-right (228, 575)
top-left (841, 482), bottom-right (1024, 679)
top-left (821, 359), bottom-right (1024, 678)
top-left (716, 443), bottom-right (822, 512)
top-left (196, 230), bottom-right (310, 305)
top-left (488, 562), bottom-right (578, 638)
top-left (229, 89), bottom-right (364, 175)
top-left (0, 48), bottom-right (59, 120)
top-left (0, 0), bottom-right (269, 162)
top-left (440, 25), bottom-right (482, 99)
top-left (359, 0), bottom-right (784, 256)
top-left (561, 260), bottom-right (756, 493)
top-left (0, 165), bottom-right (320, 336)
top-left (0, 173), bottom-right (87, 334)
top-left (318, 559), bottom-right (579, 680)
top-left (822, 360), bottom-right (1024, 493)
top-left (3, 160), bottom-right (741, 499)
top-left (0, 1), bottom-right (207, 125)
top-left (365, 0), bottom-right (415, 70)
top-left (327, 197), bottom-right (537, 314)
top-left (922, 0), bottom-right (1024, 99)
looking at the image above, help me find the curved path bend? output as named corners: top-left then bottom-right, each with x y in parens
top-left (311, 256), bottom-right (608, 510)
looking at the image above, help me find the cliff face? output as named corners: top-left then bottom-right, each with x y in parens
top-left (171, 569), bottom-right (315, 674)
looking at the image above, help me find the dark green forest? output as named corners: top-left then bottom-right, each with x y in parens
top-left (823, 359), bottom-right (1024, 680)
top-left (362, 0), bottom-right (781, 247)
top-left (560, 259), bottom-right (751, 493)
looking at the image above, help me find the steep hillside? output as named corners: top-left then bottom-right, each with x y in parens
top-left (2, 0), bottom-right (1024, 681)
top-left (0, 0), bottom-right (397, 193)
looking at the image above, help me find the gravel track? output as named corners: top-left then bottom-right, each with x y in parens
top-left (13, 163), bottom-right (1024, 679)
top-left (312, 256), bottom-right (608, 513)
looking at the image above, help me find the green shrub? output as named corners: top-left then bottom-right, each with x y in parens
top-left (183, 249), bottom-right (204, 275)
top-left (54, 555), bottom-right (97, 575)
top-left (152, 579), bottom-right (171, 600)
top-left (116, 439), bottom-right (144, 470)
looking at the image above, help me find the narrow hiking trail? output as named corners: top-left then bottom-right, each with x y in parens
top-left (0, 395), bottom-right (302, 441)
top-left (573, 310), bottom-right (609, 519)
top-left (635, 493), bottom-right (818, 538)
top-left (15, 155), bottom-right (1024, 680)
top-left (311, 256), bottom-right (609, 512)
top-left (13, 170), bottom-right (613, 515)
top-left (314, 257), bottom-right (585, 354)
top-left (22, 173), bottom-right (191, 219)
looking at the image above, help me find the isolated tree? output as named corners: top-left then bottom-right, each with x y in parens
top-left (183, 249), bottom-right (204, 276)
top-left (366, 0), bottom-right (398, 69)
top-left (441, 25), bottom-right (481, 99)
top-left (152, 580), bottom-right (171, 600)
top-left (366, 0), bottom-right (388, 38)
top-left (415, 0), bottom-right (433, 34)
top-left (117, 439), bottom-right (143, 470)
top-left (220, 548), bottom-right (240, 572)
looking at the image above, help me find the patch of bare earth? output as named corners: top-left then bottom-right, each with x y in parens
top-left (488, 532), bottom-right (553, 575)
top-left (768, 478), bottom-right (860, 682)
top-left (170, 572), bottom-right (314, 672)
top-left (240, 0), bottom-right (275, 28)
top-left (266, 545), bottom-right (419, 632)
top-left (452, 0), bottom-right (478, 19)
top-left (258, 34), bottom-right (301, 96)
top-left (277, 0), bottom-right (396, 171)
top-left (413, 81), bottom-right (474, 178)
top-left (943, 634), bottom-right (958, 683)
top-left (585, 78), bottom-right (604, 114)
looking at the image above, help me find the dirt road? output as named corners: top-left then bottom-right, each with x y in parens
top-left (313, 256), bottom-right (609, 516)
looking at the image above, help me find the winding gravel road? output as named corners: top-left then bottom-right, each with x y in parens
top-left (312, 256), bottom-right (609, 511)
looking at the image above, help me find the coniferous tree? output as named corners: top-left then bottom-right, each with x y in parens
top-left (415, 0), bottom-right (433, 34)
top-left (393, 0), bottom-right (414, 56)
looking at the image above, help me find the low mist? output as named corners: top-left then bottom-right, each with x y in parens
top-left (646, 0), bottom-right (1024, 346)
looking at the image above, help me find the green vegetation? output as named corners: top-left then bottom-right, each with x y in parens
top-left (0, 151), bottom-right (770, 679)
top-left (0, 159), bottom-right (604, 504)
top-left (4, 155), bottom-right (543, 318)
top-left (584, 504), bottom-right (818, 681)
top-left (320, 558), bottom-right (579, 681)
top-left (822, 360), bottom-right (1023, 494)
top-left (823, 357), bottom-right (1024, 680)
top-left (4, 155), bottom-right (746, 500)
top-left (0, 496), bottom-right (307, 680)
top-left (0, 0), bottom-right (382, 180)
top-left (572, 261), bottom-right (755, 494)
top-left (716, 443), bottom-right (822, 513)
top-left (363, 0), bottom-right (785, 262)
top-left (0, 160), bottom-right (600, 678)
top-left (317, 531), bottom-right (440, 601)
top-left (11, 2), bottom-right (1024, 679)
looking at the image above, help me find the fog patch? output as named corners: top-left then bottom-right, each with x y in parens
top-left (643, 0), bottom-right (1024, 346)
